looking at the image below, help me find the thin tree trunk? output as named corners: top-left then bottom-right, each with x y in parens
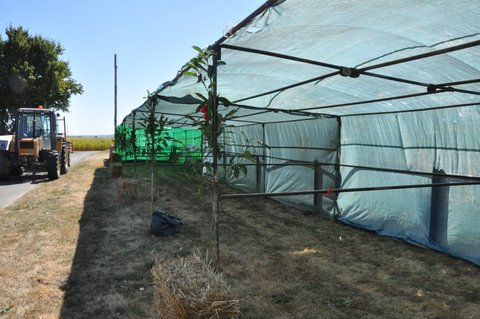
top-left (150, 143), bottom-right (155, 214)
top-left (212, 46), bottom-right (221, 272)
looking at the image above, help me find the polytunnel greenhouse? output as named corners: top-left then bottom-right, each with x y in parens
top-left (117, 0), bottom-right (480, 265)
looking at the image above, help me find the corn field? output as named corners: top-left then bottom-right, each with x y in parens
top-left (69, 137), bottom-right (113, 151)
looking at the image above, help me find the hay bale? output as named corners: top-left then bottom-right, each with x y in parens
top-left (152, 252), bottom-right (240, 319)
top-left (152, 266), bottom-right (188, 319)
top-left (117, 177), bottom-right (138, 204)
top-left (110, 162), bottom-right (123, 178)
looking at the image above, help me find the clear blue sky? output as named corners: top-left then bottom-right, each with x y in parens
top-left (0, 0), bottom-right (264, 136)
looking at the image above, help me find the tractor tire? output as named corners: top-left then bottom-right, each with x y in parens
top-left (60, 147), bottom-right (68, 175)
top-left (0, 152), bottom-right (10, 181)
top-left (47, 151), bottom-right (60, 180)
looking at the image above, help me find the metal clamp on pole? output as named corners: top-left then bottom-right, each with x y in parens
top-left (340, 66), bottom-right (360, 78)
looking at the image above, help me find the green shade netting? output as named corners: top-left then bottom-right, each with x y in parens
top-left (115, 125), bottom-right (202, 163)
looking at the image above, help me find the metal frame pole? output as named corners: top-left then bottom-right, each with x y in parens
top-left (313, 160), bottom-right (323, 209)
top-left (262, 123), bottom-right (267, 193)
top-left (114, 54), bottom-right (118, 140)
top-left (220, 181), bottom-right (480, 200)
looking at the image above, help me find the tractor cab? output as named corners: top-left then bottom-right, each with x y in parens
top-left (16, 107), bottom-right (57, 160)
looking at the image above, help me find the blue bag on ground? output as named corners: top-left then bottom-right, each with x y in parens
top-left (150, 210), bottom-right (183, 236)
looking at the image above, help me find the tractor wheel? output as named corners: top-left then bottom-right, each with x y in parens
top-left (47, 151), bottom-right (60, 180)
top-left (0, 152), bottom-right (10, 181)
top-left (60, 147), bottom-right (68, 175)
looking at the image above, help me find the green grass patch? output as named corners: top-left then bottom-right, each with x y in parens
top-left (0, 305), bottom-right (13, 315)
top-left (70, 137), bottom-right (113, 151)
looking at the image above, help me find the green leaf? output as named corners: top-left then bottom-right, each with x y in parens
top-left (243, 150), bottom-right (253, 159)
top-left (240, 165), bottom-right (248, 177)
top-left (224, 108), bottom-right (238, 119)
top-left (195, 103), bottom-right (204, 113)
top-left (208, 65), bottom-right (213, 79)
top-left (195, 92), bottom-right (207, 101)
top-left (192, 45), bottom-right (203, 53)
top-left (218, 96), bottom-right (232, 107)
top-left (196, 63), bottom-right (208, 73)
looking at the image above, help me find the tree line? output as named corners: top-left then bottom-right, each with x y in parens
top-left (0, 26), bottom-right (83, 134)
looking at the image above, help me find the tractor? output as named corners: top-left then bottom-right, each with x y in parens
top-left (0, 106), bottom-right (72, 181)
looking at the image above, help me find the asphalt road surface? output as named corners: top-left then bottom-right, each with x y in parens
top-left (0, 151), bottom-right (99, 208)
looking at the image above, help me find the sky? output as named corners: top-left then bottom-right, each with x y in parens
top-left (0, 0), bottom-right (264, 136)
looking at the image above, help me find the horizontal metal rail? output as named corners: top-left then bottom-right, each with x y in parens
top-left (359, 39), bottom-right (480, 72)
top-left (220, 181), bottom-right (480, 200)
top-left (296, 90), bottom-right (443, 112)
top-left (342, 101), bottom-right (480, 117)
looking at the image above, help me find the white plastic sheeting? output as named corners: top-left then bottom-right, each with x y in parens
top-left (338, 107), bottom-right (480, 264)
top-left (120, 0), bottom-right (480, 264)
top-left (225, 118), bottom-right (339, 213)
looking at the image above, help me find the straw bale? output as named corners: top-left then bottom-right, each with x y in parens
top-left (152, 264), bottom-right (188, 319)
top-left (116, 177), bottom-right (138, 204)
top-left (152, 252), bottom-right (240, 319)
top-left (110, 162), bottom-right (123, 177)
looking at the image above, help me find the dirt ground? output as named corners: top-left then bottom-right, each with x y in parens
top-left (0, 152), bottom-right (479, 318)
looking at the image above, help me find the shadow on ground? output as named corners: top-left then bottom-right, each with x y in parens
top-left (0, 172), bottom-right (50, 185)
top-left (59, 165), bottom-right (157, 319)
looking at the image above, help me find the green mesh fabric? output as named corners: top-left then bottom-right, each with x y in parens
top-left (115, 125), bottom-right (202, 164)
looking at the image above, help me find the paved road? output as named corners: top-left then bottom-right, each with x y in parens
top-left (0, 151), bottom-right (99, 208)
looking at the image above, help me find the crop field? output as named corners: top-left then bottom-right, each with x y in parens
top-left (69, 137), bottom-right (113, 151)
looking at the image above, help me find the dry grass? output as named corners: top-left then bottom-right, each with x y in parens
top-left (0, 153), bottom-right (101, 318)
top-left (0, 157), bottom-right (479, 319)
top-left (152, 251), bottom-right (240, 319)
